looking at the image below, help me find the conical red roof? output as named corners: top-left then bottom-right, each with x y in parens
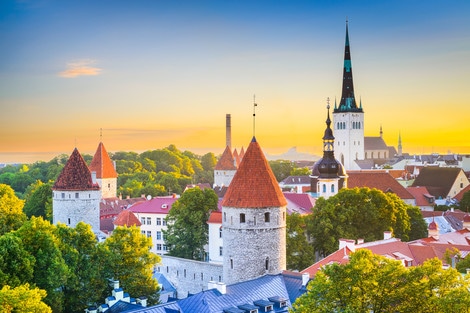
top-left (53, 148), bottom-right (100, 191)
top-left (89, 142), bottom-right (117, 178)
top-left (214, 146), bottom-right (237, 170)
top-left (113, 210), bottom-right (141, 227)
top-left (222, 137), bottom-right (287, 208)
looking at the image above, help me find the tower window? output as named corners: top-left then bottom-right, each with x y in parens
top-left (219, 246), bottom-right (223, 256)
top-left (61, 193), bottom-right (65, 198)
top-left (224, 212), bottom-right (226, 222)
top-left (240, 213), bottom-right (246, 223)
top-left (68, 218), bottom-right (70, 225)
top-left (75, 192), bottom-right (79, 198)
top-left (265, 257), bottom-right (269, 271)
top-left (230, 258), bottom-right (233, 269)
top-left (264, 212), bottom-right (270, 223)
top-left (219, 227), bottom-right (222, 238)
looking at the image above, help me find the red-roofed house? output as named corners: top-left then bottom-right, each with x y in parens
top-left (406, 186), bottom-right (435, 211)
top-left (411, 167), bottom-right (470, 200)
top-left (347, 170), bottom-right (415, 205)
top-left (129, 195), bottom-right (179, 255)
top-left (113, 209), bottom-right (142, 228)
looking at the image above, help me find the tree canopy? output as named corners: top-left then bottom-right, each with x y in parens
top-left (306, 187), bottom-right (425, 256)
top-left (0, 184), bottom-right (26, 236)
top-left (291, 249), bottom-right (470, 313)
top-left (286, 213), bottom-right (315, 271)
top-left (164, 187), bottom-right (218, 260)
top-left (0, 284), bottom-right (51, 313)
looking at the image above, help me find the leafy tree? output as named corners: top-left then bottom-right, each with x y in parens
top-left (306, 187), bottom-right (412, 256)
top-left (102, 226), bottom-right (161, 305)
top-left (291, 250), bottom-right (470, 313)
top-left (0, 284), bottom-right (51, 313)
top-left (201, 152), bottom-right (217, 171)
top-left (55, 222), bottom-right (109, 313)
top-left (0, 233), bottom-right (35, 287)
top-left (407, 205), bottom-right (428, 240)
top-left (286, 213), bottom-right (315, 271)
top-left (269, 160), bottom-right (295, 182)
top-left (15, 217), bottom-right (68, 312)
top-left (23, 180), bottom-right (53, 221)
top-left (456, 252), bottom-right (470, 274)
top-left (290, 167), bottom-right (311, 176)
top-left (164, 187), bottom-right (218, 260)
top-left (458, 190), bottom-right (470, 213)
top-left (0, 184), bottom-right (26, 236)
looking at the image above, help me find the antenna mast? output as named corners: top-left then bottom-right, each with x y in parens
top-left (253, 94), bottom-right (258, 137)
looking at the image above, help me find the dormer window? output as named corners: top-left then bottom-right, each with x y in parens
top-left (253, 300), bottom-right (274, 312)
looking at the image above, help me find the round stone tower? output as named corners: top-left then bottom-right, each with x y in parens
top-left (52, 148), bottom-right (101, 232)
top-left (222, 137), bottom-right (287, 285)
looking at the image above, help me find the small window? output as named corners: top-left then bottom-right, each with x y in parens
top-left (68, 218), bottom-right (71, 225)
top-left (240, 213), bottom-right (246, 223)
top-left (108, 183), bottom-right (111, 188)
top-left (141, 217), bottom-right (146, 225)
top-left (224, 212), bottom-right (226, 222)
top-left (331, 184), bottom-right (335, 193)
top-left (163, 245), bottom-right (168, 251)
top-left (156, 231), bottom-right (162, 240)
top-left (156, 218), bottom-right (162, 226)
top-left (146, 231), bottom-right (151, 238)
top-left (75, 192), bottom-right (79, 198)
top-left (264, 212), bottom-right (270, 223)
top-left (265, 257), bottom-right (269, 271)
top-left (184, 269), bottom-right (187, 277)
top-left (230, 216), bottom-right (233, 225)
top-left (219, 227), bottom-right (222, 238)
top-left (157, 244), bottom-right (162, 250)
top-left (146, 217), bottom-right (151, 225)
top-left (230, 258), bottom-right (233, 269)
top-left (219, 246), bottom-right (223, 256)
top-left (162, 219), bottom-right (167, 226)
top-left (201, 273), bottom-right (204, 281)
top-left (322, 184), bottom-right (326, 193)
top-left (166, 266), bottom-right (169, 273)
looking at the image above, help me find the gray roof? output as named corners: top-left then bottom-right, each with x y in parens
top-left (364, 136), bottom-right (388, 151)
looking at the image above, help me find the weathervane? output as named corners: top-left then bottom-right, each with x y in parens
top-left (253, 94), bottom-right (258, 137)
top-left (100, 128), bottom-right (103, 142)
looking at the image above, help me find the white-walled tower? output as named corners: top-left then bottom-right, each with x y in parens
top-left (89, 142), bottom-right (118, 199)
top-left (222, 137), bottom-right (287, 285)
top-left (52, 148), bottom-right (101, 232)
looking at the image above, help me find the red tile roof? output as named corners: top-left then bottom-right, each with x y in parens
top-left (222, 137), bottom-right (287, 208)
top-left (207, 211), bottom-right (222, 224)
top-left (129, 196), bottom-right (178, 214)
top-left (347, 170), bottom-right (414, 200)
top-left (454, 184), bottom-right (470, 201)
top-left (214, 146), bottom-right (237, 170)
top-left (301, 247), bottom-right (352, 277)
top-left (113, 209), bottom-right (142, 227)
top-left (53, 148), bottom-right (100, 191)
top-left (411, 167), bottom-right (465, 198)
top-left (406, 186), bottom-right (434, 206)
top-left (89, 142), bottom-right (118, 179)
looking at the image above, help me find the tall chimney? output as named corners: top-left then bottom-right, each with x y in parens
top-left (226, 114), bottom-right (231, 149)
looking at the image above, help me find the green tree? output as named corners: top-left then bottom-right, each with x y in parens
top-left (55, 222), bottom-right (108, 313)
top-left (0, 184), bottom-right (26, 236)
top-left (164, 188), bottom-right (218, 260)
top-left (201, 152), bottom-right (217, 171)
top-left (0, 284), bottom-right (51, 313)
top-left (291, 250), bottom-right (470, 313)
top-left (23, 180), bottom-right (53, 221)
top-left (102, 226), bottom-right (161, 305)
top-left (290, 167), bottom-right (311, 176)
top-left (407, 205), bottom-right (428, 240)
top-left (307, 187), bottom-right (412, 256)
top-left (286, 213), bottom-right (315, 271)
top-left (15, 217), bottom-right (68, 312)
top-left (458, 190), bottom-right (470, 213)
top-left (269, 160), bottom-right (295, 182)
top-left (456, 252), bottom-right (470, 274)
top-left (0, 233), bottom-right (35, 287)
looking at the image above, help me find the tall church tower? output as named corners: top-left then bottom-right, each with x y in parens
top-left (52, 148), bottom-right (101, 232)
top-left (89, 142), bottom-right (118, 199)
top-left (333, 21), bottom-right (364, 170)
top-left (222, 137), bottom-right (287, 285)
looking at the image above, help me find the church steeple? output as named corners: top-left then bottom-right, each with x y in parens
top-left (335, 20), bottom-right (362, 113)
top-left (318, 101), bottom-right (340, 179)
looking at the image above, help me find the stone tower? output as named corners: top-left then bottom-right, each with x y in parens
top-left (213, 145), bottom-right (237, 188)
top-left (333, 21), bottom-right (365, 170)
top-left (222, 137), bottom-right (287, 285)
top-left (311, 103), bottom-right (346, 199)
top-left (52, 148), bottom-right (101, 232)
top-left (89, 142), bottom-right (118, 199)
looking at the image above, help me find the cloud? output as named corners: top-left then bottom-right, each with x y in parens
top-left (58, 59), bottom-right (102, 78)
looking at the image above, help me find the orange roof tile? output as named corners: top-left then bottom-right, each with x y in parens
top-left (53, 148), bottom-right (100, 191)
top-left (113, 209), bottom-right (141, 227)
top-left (301, 247), bottom-right (352, 277)
top-left (214, 146), bottom-right (237, 170)
top-left (347, 170), bottom-right (414, 199)
top-left (222, 137), bottom-right (287, 208)
top-left (89, 142), bottom-right (118, 179)
top-left (207, 211), bottom-right (222, 224)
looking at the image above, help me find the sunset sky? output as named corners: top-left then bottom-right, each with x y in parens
top-left (1, 0), bottom-right (469, 163)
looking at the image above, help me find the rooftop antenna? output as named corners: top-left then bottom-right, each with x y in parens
top-left (253, 94), bottom-right (258, 137)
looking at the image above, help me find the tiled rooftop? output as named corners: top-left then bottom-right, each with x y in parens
top-left (215, 146), bottom-right (237, 170)
top-left (89, 142), bottom-right (118, 179)
top-left (222, 137), bottom-right (287, 208)
top-left (53, 148), bottom-right (100, 191)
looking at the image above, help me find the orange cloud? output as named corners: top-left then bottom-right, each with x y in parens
top-left (59, 59), bottom-right (102, 78)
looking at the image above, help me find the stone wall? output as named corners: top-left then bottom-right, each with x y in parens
top-left (157, 255), bottom-right (223, 299)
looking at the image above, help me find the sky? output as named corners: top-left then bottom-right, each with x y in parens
top-left (1, 0), bottom-right (469, 163)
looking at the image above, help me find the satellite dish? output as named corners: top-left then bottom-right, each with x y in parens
top-left (146, 195), bottom-right (152, 200)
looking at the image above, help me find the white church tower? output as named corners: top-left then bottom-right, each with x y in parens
top-left (333, 21), bottom-right (364, 170)
top-left (52, 148), bottom-right (101, 232)
top-left (222, 137), bottom-right (287, 285)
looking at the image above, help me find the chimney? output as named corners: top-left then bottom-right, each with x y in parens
top-left (301, 272), bottom-right (310, 286)
top-left (208, 281), bottom-right (217, 290)
top-left (357, 238), bottom-right (364, 245)
top-left (216, 282), bottom-right (226, 294)
top-left (226, 114), bottom-right (231, 149)
top-left (338, 239), bottom-right (355, 252)
top-left (136, 297), bottom-right (147, 307)
top-left (383, 231), bottom-right (392, 240)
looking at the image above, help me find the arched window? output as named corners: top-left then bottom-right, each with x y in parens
top-left (331, 184), bottom-right (335, 193)
top-left (322, 184), bottom-right (326, 193)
